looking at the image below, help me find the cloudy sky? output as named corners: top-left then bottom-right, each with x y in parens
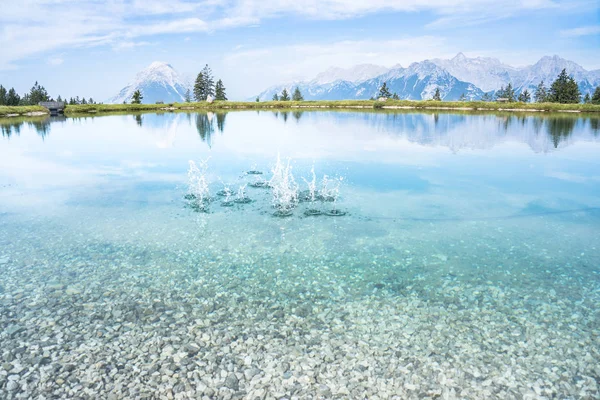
top-left (0, 0), bottom-right (599, 100)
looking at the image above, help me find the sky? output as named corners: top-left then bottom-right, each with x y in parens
top-left (0, 0), bottom-right (599, 101)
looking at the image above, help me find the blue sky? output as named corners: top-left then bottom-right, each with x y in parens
top-left (0, 0), bottom-right (599, 100)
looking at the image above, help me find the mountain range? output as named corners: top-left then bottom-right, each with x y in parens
top-left (108, 55), bottom-right (600, 104)
top-left (256, 53), bottom-right (600, 102)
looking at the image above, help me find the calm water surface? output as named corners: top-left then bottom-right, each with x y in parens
top-left (0, 111), bottom-right (599, 399)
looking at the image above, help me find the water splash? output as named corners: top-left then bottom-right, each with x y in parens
top-left (302, 165), bottom-right (317, 202)
top-left (270, 154), bottom-right (298, 214)
top-left (187, 159), bottom-right (210, 212)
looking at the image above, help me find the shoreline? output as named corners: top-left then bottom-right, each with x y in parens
top-left (1, 100), bottom-right (600, 118)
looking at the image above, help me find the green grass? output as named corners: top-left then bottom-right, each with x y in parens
top-left (0, 105), bottom-right (48, 117)
top-left (62, 100), bottom-right (600, 114)
top-left (2, 100), bottom-right (600, 118)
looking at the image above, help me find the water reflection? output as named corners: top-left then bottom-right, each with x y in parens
top-left (1, 111), bottom-right (599, 153)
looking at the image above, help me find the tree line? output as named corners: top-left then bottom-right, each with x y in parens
top-left (0, 81), bottom-right (96, 106)
top-left (269, 86), bottom-right (304, 101)
top-left (430, 69), bottom-right (599, 104)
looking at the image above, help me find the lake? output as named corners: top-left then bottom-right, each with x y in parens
top-left (1, 110), bottom-right (599, 399)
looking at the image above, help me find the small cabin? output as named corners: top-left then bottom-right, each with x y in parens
top-left (39, 101), bottom-right (66, 116)
top-left (496, 98), bottom-right (509, 103)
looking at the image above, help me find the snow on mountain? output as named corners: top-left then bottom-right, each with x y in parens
top-left (312, 64), bottom-right (390, 85)
top-left (108, 62), bottom-right (190, 104)
top-left (511, 55), bottom-right (600, 96)
top-left (256, 54), bottom-right (599, 102)
top-left (431, 52), bottom-right (515, 92)
top-left (352, 61), bottom-right (484, 100)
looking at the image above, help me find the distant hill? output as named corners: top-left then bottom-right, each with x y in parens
top-left (256, 54), bottom-right (600, 101)
top-left (108, 62), bottom-right (190, 104)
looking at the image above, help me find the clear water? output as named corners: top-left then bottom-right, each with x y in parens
top-left (1, 111), bottom-right (599, 399)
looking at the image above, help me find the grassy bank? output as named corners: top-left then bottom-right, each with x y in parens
top-left (2, 100), bottom-right (600, 117)
top-left (60, 100), bottom-right (600, 114)
top-left (0, 105), bottom-right (48, 117)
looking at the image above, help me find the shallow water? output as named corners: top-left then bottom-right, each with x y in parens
top-left (1, 110), bottom-right (599, 399)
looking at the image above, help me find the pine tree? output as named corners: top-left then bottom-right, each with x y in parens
top-left (495, 86), bottom-right (506, 100)
top-left (89, 98), bottom-right (94, 104)
top-left (378, 82), bottom-right (392, 98)
top-left (215, 79), bottom-right (227, 100)
top-left (28, 81), bottom-right (50, 105)
top-left (505, 83), bottom-right (516, 102)
top-left (292, 87), bottom-right (303, 101)
top-left (81, 98), bottom-right (87, 104)
top-left (6, 88), bottom-right (20, 106)
top-left (255, 97), bottom-right (260, 102)
top-left (517, 89), bottom-right (531, 103)
top-left (583, 93), bottom-right (591, 104)
top-left (184, 89), bottom-right (191, 102)
top-left (481, 92), bottom-right (492, 102)
top-left (201, 64), bottom-right (215, 99)
top-left (272, 93), bottom-right (279, 101)
top-left (193, 72), bottom-right (205, 101)
top-left (459, 93), bottom-right (466, 101)
top-left (549, 69), bottom-right (580, 104)
top-left (56, 95), bottom-right (62, 103)
top-left (392, 92), bottom-right (399, 100)
top-left (591, 86), bottom-right (600, 104)
top-left (131, 90), bottom-right (143, 104)
top-left (433, 88), bottom-right (442, 101)
top-left (534, 81), bottom-right (548, 103)
top-left (0, 85), bottom-right (6, 105)
top-left (280, 88), bottom-right (290, 101)
top-left (75, 96), bottom-right (80, 105)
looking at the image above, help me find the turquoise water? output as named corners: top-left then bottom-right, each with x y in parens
top-left (1, 111), bottom-right (599, 399)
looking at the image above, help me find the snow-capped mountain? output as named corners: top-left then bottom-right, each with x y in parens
top-left (430, 53), bottom-right (515, 92)
top-left (108, 62), bottom-right (190, 104)
top-left (356, 61), bottom-right (485, 100)
top-left (256, 54), bottom-right (600, 101)
top-left (511, 55), bottom-right (599, 96)
top-left (312, 64), bottom-right (390, 85)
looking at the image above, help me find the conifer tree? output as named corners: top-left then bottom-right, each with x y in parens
top-left (255, 97), bottom-right (259, 102)
top-left (184, 89), bottom-right (191, 102)
top-left (131, 90), bottom-right (143, 104)
top-left (517, 89), bottom-right (531, 103)
top-left (591, 86), bottom-right (600, 104)
top-left (495, 85), bottom-right (506, 100)
top-left (292, 86), bottom-right (304, 101)
top-left (505, 83), bottom-right (516, 102)
top-left (583, 93), bottom-right (591, 104)
top-left (392, 92), bottom-right (399, 100)
top-left (378, 82), bottom-right (392, 98)
top-left (549, 69), bottom-right (580, 104)
top-left (215, 79), bottom-right (227, 100)
top-left (272, 93), bottom-right (279, 101)
top-left (534, 81), bottom-right (548, 103)
top-left (193, 72), bottom-right (205, 101)
top-left (280, 88), bottom-right (290, 101)
top-left (6, 88), bottom-right (20, 106)
top-left (459, 93), bottom-right (466, 102)
top-left (81, 98), bottom-right (87, 104)
top-left (481, 92), bottom-right (492, 102)
top-left (0, 85), bottom-right (6, 105)
top-left (433, 88), bottom-right (442, 101)
top-left (56, 95), bottom-right (62, 103)
top-left (89, 98), bottom-right (94, 104)
top-left (201, 64), bottom-right (215, 98)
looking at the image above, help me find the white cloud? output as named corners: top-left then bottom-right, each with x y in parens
top-left (0, 0), bottom-right (587, 70)
top-left (47, 56), bottom-right (64, 66)
top-left (560, 25), bottom-right (600, 37)
top-left (223, 36), bottom-right (453, 82)
top-left (112, 41), bottom-right (153, 51)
